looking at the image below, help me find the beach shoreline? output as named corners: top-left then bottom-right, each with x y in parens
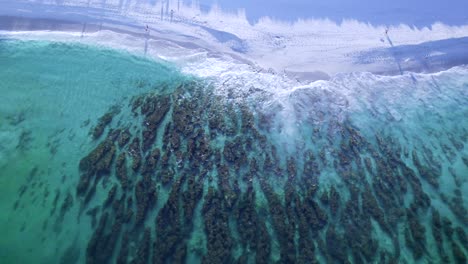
top-left (1, 4), bottom-right (467, 263)
top-left (1, 0), bottom-right (468, 83)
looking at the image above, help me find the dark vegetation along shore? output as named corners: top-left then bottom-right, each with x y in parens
top-left (72, 80), bottom-right (466, 264)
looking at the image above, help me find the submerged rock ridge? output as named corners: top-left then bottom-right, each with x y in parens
top-left (75, 80), bottom-right (467, 264)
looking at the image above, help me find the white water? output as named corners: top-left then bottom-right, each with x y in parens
top-left (1, 0), bottom-right (468, 79)
top-left (0, 1), bottom-right (467, 263)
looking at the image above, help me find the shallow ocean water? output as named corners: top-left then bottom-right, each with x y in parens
top-left (0, 39), bottom-right (190, 263)
top-left (0, 39), bottom-right (467, 264)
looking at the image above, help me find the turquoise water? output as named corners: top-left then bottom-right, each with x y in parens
top-left (0, 39), bottom-right (191, 263)
top-left (0, 39), bottom-right (467, 264)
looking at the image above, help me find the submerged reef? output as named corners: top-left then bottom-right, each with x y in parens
top-left (73, 80), bottom-right (467, 264)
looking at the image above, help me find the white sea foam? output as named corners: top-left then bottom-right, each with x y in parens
top-left (1, 3), bottom-right (467, 263)
top-left (1, 1), bottom-right (467, 147)
top-left (2, 0), bottom-right (468, 77)
top-left (3, 28), bottom-right (467, 142)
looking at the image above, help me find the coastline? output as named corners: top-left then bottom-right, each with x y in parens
top-left (1, 5), bottom-right (467, 264)
top-left (1, 0), bottom-right (468, 83)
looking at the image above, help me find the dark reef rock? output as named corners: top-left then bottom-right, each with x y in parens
top-left (77, 140), bottom-right (116, 196)
top-left (85, 206), bottom-right (100, 229)
top-left (131, 229), bottom-right (151, 264)
top-left (103, 184), bottom-right (118, 208)
top-left (235, 188), bottom-right (258, 249)
top-left (361, 185), bottom-right (388, 233)
top-left (160, 167), bottom-right (175, 186)
top-left (452, 241), bottom-right (467, 264)
top-left (142, 148), bottom-right (160, 175)
top-left (107, 128), bottom-right (122, 142)
top-left (59, 239), bottom-right (81, 264)
top-left (255, 222), bottom-right (272, 264)
top-left (86, 212), bottom-right (122, 264)
top-left (117, 129), bottom-right (131, 148)
top-left (135, 174), bottom-right (157, 225)
top-left (54, 191), bottom-right (74, 232)
top-left (326, 227), bottom-right (348, 262)
top-left (303, 197), bottom-right (328, 232)
top-left (216, 164), bottom-right (238, 209)
top-left (329, 186), bottom-right (340, 216)
top-left (412, 150), bottom-right (439, 188)
top-left (75, 84), bottom-right (464, 264)
top-left (182, 173), bottom-right (204, 223)
top-left (444, 192), bottom-right (468, 224)
top-left (405, 209), bottom-right (426, 259)
top-left (260, 178), bottom-right (296, 263)
top-left (129, 137), bottom-right (142, 172)
top-left (115, 153), bottom-right (129, 189)
top-left (462, 155), bottom-right (468, 167)
top-left (403, 165), bottom-right (431, 211)
top-left (223, 136), bottom-right (247, 169)
top-left (116, 232), bottom-right (130, 264)
top-left (455, 227), bottom-right (467, 251)
top-left (202, 187), bottom-right (234, 264)
top-left (442, 217), bottom-right (454, 238)
top-left (431, 209), bottom-right (444, 254)
top-left (153, 176), bottom-right (184, 263)
top-left (59, 192), bottom-right (74, 219)
top-left (141, 95), bottom-right (170, 150)
top-left (92, 107), bottom-right (120, 140)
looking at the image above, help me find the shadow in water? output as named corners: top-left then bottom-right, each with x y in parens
top-left (144, 32), bottom-right (149, 55)
top-left (80, 22), bottom-right (87, 38)
top-left (356, 36), bottom-right (468, 74)
top-left (386, 33), bottom-right (403, 75)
